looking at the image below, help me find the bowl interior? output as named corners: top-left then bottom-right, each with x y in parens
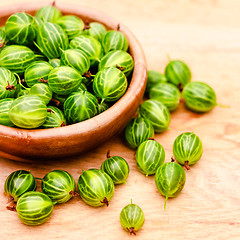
top-left (0, 1), bottom-right (147, 161)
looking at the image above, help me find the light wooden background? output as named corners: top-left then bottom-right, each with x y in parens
top-left (0, 0), bottom-right (240, 239)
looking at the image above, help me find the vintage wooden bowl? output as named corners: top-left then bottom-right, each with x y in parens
top-left (0, 1), bottom-right (147, 161)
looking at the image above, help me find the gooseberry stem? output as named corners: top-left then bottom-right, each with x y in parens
top-left (106, 150), bottom-right (111, 158)
top-left (127, 227), bottom-right (136, 235)
top-left (164, 196), bottom-right (168, 210)
top-left (14, 73), bottom-right (28, 90)
top-left (6, 205), bottom-right (16, 211)
top-left (69, 190), bottom-right (79, 197)
top-left (100, 197), bottom-right (109, 206)
top-left (184, 161), bottom-right (190, 170)
top-left (217, 103), bottom-right (230, 108)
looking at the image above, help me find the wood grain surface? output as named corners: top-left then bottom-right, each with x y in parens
top-left (0, 0), bottom-right (240, 239)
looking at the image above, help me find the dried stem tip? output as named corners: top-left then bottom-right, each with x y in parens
top-left (127, 227), bottom-right (136, 235)
top-left (106, 150), bottom-right (111, 158)
top-left (100, 197), bottom-right (109, 206)
top-left (184, 161), bottom-right (190, 170)
top-left (5, 81), bottom-right (15, 91)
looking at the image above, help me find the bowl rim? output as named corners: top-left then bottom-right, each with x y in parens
top-left (0, 0), bottom-right (147, 160)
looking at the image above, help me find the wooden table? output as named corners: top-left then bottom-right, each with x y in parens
top-left (0, 0), bottom-right (240, 239)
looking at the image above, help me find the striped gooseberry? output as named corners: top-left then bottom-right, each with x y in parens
top-left (56, 15), bottom-right (84, 39)
top-left (4, 170), bottom-right (36, 203)
top-left (101, 151), bottom-right (129, 184)
top-left (149, 82), bottom-right (181, 112)
top-left (41, 106), bottom-right (66, 128)
top-left (93, 67), bottom-right (128, 102)
top-left (49, 58), bottom-right (60, 68)
top-left (0, 27), bottom-right (6, 49)
top-left (136, 139), bottom-right (165, 176)
top-left (82, 22), bottom-right (107, 42)
top-left (0, 98), bottom-right (14, 126)
top-left (35, 5), bottom-right (62, 23)
top-left (165, 60), bottom-right (191, 89)
top-left (36, 22), bottom-right (68, 59)
top-left (60, 49), bottom-right (90, 75)
top-left (98, 50), bottom-right (134, 77)
top-left (182, 81), bottom-right (219, 113)
top-left (124, 116), bottom-right (154, 149)
top-left (41, 170), bottom-right (76, 204)
top-left (98, 101), bottom-right (109, 114)
top-left (69, 35), bottom-right (103, 66)
top-left (145, 70), bottom-right (167, 94)
top-left (0, 45), bottom-right (35, 74)
top-left (138, 99), bottom-right (171, 133)
top-left (77, 169), bottom-right (115, 207)
top-left (102, 30), bottom-right (128, 53)
top-left (5, 12), bottom-right (37, 45)
top-left (28, 83), bottom-right (53, 105)
top-left (16, 191), bottom-right (54, 226)
top-left (173, 132), bottom-right (203, 169)
top-left (24, 61), bottom-right (53, 87)
top-left (63, 91), bottom-right (98, 124)
top-left (8, 95), bottom-right (47, 129)
top-left (48, 66), bottom-right (82, 95)
top-left (155, 162), bottom-right (186, 209)
top-left (0, 67), bottom-right (17, 99)
top-left (120, 200), bottom-right (145, 235)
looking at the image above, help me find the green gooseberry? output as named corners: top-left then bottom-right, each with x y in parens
top-left (155, 162), bottom-right (186, 210)
top-left (4, 170), bottom-right (36, 202)
top-left (78, 83), bottom-right (87, 92)
top-left (0, 98), bottom-right (14, 126)
top-left (182, 81), bottom-right (219, 113)
top-left (28, 83), bottom-right (53, 105)
top-left (149, 82), bottom-right (181, 112)
top-left (63, 91), bottom-right (98, 124)
top-left (124, 116), bottom-right (154, 149)
top-left (24, 61), bottom-right (53, 87)
top-left (56, 15), bottom-right (84, 39)
top-left (16, 191), bottom-right (54, 226)
top-left (69, 35), bottom-right (103, 66)
top-left (5, 12), bottom-right (37, 45)
top-left (16, 87), bottom-right (30, 98)
top-left (41, 170), bottom-right (76, 204)
top-left (93, 67), bottom-right (128, 102)
top-left (35, 5), bottom-right (62, 23)
top-left (9, 95), bottom-right (47, 129)
top-left (41, 106), bottom-right (66, 128)
top-left (60, 49), bottom-right (90, 75)
top-left (102, 30), bottom-right (128, 53)
top-left (98, 50), bottom-right (134, 77)
top-left (0, 67), bottom-right (18, 99)
top-left (101, 152), bottom-right (129, 184)
top-left (136, 140), bottom-right (165, 176)
top-left (33, 16), bottom-right (43, 28)
top-left (77, 169), bottom-right (115, 207)
top-left (98, 101), bottom-right (109, 114)
top-left (48, 66), bottom-right (82, 95)
top-left (0, 27), bottom-right (6, 49)
top-left (138, 99), bottom-right (171, 133)
top-left (0, 45), bottom-right (35, 74)
top-left (145, 70), bottom-right (167, 94)
top-left (173, 132), bottom-right (203, 169)
top-left (49, 58), bottom-right (60, 68)
top-left (165, 60), bottom-right (191, 89)
top-left (120, 200), bottom-right (145, 235)
top-left (82, 22), bottom-right (107, 42)
top-left (36, 22), bottom-right (68, 59)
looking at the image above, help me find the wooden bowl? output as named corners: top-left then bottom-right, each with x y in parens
top-left (0, 1), bottom-right (147, 161)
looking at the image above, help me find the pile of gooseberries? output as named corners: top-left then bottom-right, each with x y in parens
top-left (0, 3), bottom-right (134, 129)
